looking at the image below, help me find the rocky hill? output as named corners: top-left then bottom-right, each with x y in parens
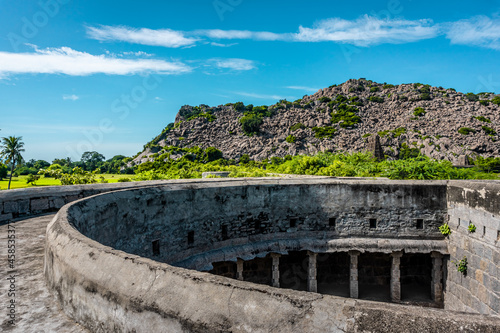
top-left (133, 79), bottom-right (500, 165)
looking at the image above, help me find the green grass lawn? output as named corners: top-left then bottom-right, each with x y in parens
top-left (0, 174), bottom-right (135, 190)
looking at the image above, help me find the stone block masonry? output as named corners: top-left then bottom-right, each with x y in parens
top-left (445, 180), bottom-right (500, 316)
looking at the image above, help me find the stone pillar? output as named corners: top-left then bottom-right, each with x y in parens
top-left (390, 251), bottom-right (403, 302)
top-left (270, 253), bottom-right (281, 288)
top-left (349, 250), bottom-right (360, 298)
top-left (236, 258), bottom-right (244, 281)
top-left (307, 251), bottom-right (317, 293)
top-left (431, 252), bottom-right (443, 304)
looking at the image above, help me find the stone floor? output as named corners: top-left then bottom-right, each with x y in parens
top-left (0, 214), bottom-right (87, 332)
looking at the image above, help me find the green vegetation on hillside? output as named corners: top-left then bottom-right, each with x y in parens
top-left (474, 116), bottom-right (491, 123)
top-left (330, 103), bottom-right (361, 128)
top-left (290, 123), bottom-right (305, 131)
top-left (458, 127), bottom-right (475, 135)
top-left (312, 126), bottom-right (337, 139)
top-left (413, 107), bottom-right (426, 117)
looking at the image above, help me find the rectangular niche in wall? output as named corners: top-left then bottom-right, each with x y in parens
top-left (329, 217), bottom-right (336, 229)
top-left (188, 231), bottom-right (195, 245)
top-left (290, 217), bottom-right (297, 228)
top-left (152, 239), bottom-right (160, 256)
top-left (222, 225), bottom-right (228, 240)
top-left (416, 219), bottom-right (424, 229)
top-left (369, 218), bottom-right (377, 229)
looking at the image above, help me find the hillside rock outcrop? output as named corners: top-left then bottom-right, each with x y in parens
top-left (133, 79), bottom-right (499, 165)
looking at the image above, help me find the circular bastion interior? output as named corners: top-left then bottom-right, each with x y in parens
top-left (43, 178), bottom-right (500, 332)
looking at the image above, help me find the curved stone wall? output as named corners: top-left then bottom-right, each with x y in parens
top-left (65, 179), bottom-right (448, 267)
top-left (445, 180), bottom-right (500, 315)
top-left (43, 178), bottom-right (500, 332)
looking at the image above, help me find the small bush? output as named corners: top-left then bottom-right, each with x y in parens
top-left (458, 127), bottom-right (475, 135)
top-left (26, 174), bottom-right (40, 185)
top-left (468, 224), bottom-right (476, 233)
top-left (234, 102), bottom-right (245, 111)
top-left (240, 114), bottom-right (263, 135)
top-left (439, 224), bottom-right (451, 236)
top-left (370, 86), bottom-right (379, 92)
top-left (378, 130), bottom-right (390, 137)
top-left (205, 147), bottom-right (223, 162)
top-left (348, 96), bottom-right (363, 106)
top-left (117, 178), bottom-right (131, 182)
top-left (328, 95), bottom-right (348, 107)
top-left (383, 84), bottom-right (395, 89)
top-left (466, 93), bottom-right (479, 101)
top-left (399, 143), bottom-right (420, 159)
top-left (368, 96), bottom-right (384, 103)
top-left (454, 256), bottom-right (467, 276)
top-left (479, 100), bottom-right (489, 106)
top-left (312, 126), bottom-right (337, 139)
top-left (492, 96), bottom-right (500, 105)
top-left (290, 123), bottom-right (305, 131)
top-left (392, 127), bottom-right (407, 137)
top-left (473, 156), bottom-right (500, 172)
top-left (319, 96), bottom-right (331, 103)
top-left (285, 135), bottom-right (296, 143)
top-left (413, 107), bottom-right (426, 117)
top-left (482, 126), bottom-right (496, 136)
top-left (330, 104), bottom-right (361, 128)
top-left (474, 116), bottom-right (491, 123)
top-left (420, 93), bottom-right (431, 100)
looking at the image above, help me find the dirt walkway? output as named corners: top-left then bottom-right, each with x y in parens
top-left (0, 214), bottom-right (87, 332)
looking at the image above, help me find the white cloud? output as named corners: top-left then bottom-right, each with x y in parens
top-left (194, 16), bottom-right (438, 46)
top-left (63, 94), bottom-right (79, 101)
top-left (196, 29), bottom-right (285, 41)
top-left (122, 51), bottom-right (154, 57)
top-left (87, 16), bottom-right (438, 48)
top-left (293, 16), bottom-right (438, 46)
top-left (154, 96), bottom-right (163, 101)
top-left (86, 25), bottom-right (199, 48)
top-left (209, 58), bottom-right (257, 71)
top-left (446, 16), bottom-right (500, 50)
top-left (0, 46), bottom-right (192, 78)
top-left (286, 86), bottom-right (319, 92)
top-left (210, 42), bottom-right (238, 47)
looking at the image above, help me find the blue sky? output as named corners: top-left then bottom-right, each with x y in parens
top-left (1, 0), bottom-right (500, 162)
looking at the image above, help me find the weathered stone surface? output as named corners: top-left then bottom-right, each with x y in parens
top-left (445, 180), bottom-right (500, 316)
top-left (30, 198), bottom-right (49, 212)
top-left (0, 213), bottom-right (13, 222)
top-left (0, 214), bottom-right (86, 332)
top-left (3, 201), bottom-right (18, 213)
top-left (50, 197), bottom-right (66, 209)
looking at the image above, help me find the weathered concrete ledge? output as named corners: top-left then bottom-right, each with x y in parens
top-left (1, 177), bottom-right (307, 222)
top-left (43, 178), bottom-right (500, 332)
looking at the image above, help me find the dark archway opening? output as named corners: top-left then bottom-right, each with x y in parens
top-left (401, 253), bottom-right (432, 303)
top-left (358, 252), bottom-right (391, 301)
top-left (243, 256), bottom-right (272, 285)
top-left (317, 252), bottom-right (350, 297)
top-left (209, 261), bottom-right (236, 279)
top-left (279, 251), bottom-right (308, 291)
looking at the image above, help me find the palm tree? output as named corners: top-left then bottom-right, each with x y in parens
top-left (0, 136), bottom-right (25, 189)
